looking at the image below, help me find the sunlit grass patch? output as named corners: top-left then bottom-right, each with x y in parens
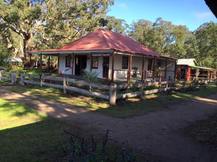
top-left (0, 98), bottom-right (46, 130)
top-left (10, 85), bottom-right (110, 110)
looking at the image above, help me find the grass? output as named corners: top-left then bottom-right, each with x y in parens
top-left (0, 98), bottom-right (45, 130)
top-left (184, 114), bottom-right (217, 150)
top-left (0, 98), bottom-right (151, 162)
top-left (9, 86), bottom-right (110, 110)
top-left (0, 98), bottom-right (72, 162)
top-left (7, 83), bottom-right (217, 118)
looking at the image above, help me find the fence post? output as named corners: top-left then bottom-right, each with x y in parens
top-left (40, 74), bottom-right (44, 87)
top-left (11, 72), bottom-right (17, 84)
top-left (63, 76), bottom-right (67, 94)
top-left (140, 81), bottom-right (145, 99)
top-left (109, 83), bottom-right (117, 105)
top-left (19, 73), bottom-right (25, 85)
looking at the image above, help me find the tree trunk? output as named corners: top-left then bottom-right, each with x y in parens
top-left (21, 33), bottom-right (31, 61)
top-left (23, 38), bottom-right (27, 60)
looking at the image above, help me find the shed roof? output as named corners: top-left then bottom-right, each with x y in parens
top-left (30, 28), bottom-right (160, 57)
top-left (177, 59), bottom-right (196, 66)
top-left (177, 58), bottom-right (216, 71)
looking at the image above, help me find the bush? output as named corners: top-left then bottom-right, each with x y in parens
top-left (0, 44), bottom-right (11, 67)
top-left (82, 71), bottom-right (99, 92)
top-left (64, 130), bottom-right (136, 162)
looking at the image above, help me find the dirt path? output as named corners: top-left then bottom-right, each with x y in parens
top-left (1, 86), bottom-right (217, 162)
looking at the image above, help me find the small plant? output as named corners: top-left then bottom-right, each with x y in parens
top-left (83, 71), bottom-right (99, 92)
top-left (64, 130), bottom-right (136, 162)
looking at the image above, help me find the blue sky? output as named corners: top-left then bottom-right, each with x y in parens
top-left (108, 0), bottom-right (216, 31)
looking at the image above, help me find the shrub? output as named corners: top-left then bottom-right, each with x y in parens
top-left (64, 130), bottom-right (136, 162)
top-left (82, 71), bottom-right (99, 92)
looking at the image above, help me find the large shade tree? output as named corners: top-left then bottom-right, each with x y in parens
top-left (0, 0), bottom-right (43, 59)
top-left (129, 18), bottom-right (191, 58)
top-left (0, 0), bottom-right (113, 60)
top-left (130, 18), bottom-right (217, 68)
top-left (195, 22), bottom-right (217, 68)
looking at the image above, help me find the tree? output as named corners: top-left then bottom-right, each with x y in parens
top-left (0, 0), bottom-right (114, 59)
top-left (184, 34), bottom-right (200, 59)
top-left (37, 0), bottom-right (114, 49)
top-left (195, 22), bottom-right (217, 68)
top-left (129, 19), bottom-right (152, 45)
top-left (0, 0), bottom-right (43, 59)
top-left (105, 16), bottom-right (128, 33)
top-left (129, 18), bottom-right (193, 58)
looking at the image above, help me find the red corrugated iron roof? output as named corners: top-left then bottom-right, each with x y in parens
top-left (31, 28), bottom-right (160, 57)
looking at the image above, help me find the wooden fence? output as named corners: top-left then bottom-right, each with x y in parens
top-left (1, 72), bottom-right (178, 105)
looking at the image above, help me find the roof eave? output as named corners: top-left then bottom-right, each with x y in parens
top-left (30, 49), bottom-right (114, 55)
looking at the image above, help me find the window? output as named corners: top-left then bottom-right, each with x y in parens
top-left (148, 59), bottom-right (153, 71)
top-left (65, 55), bottom-right (71, 67)
top-left (91, 56), bottom-right (99, 69)
top-left (122, 56), bottom-right (128, 69)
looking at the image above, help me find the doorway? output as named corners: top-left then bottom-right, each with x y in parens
top-left (103, 56), bottom-right (109, 78)
top-left (75, 55), bottom-right (87, 76)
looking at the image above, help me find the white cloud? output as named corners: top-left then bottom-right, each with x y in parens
top-left (117, 2), bottom-right (128, 9)
top-left (195, 11), bottom-right (214, 20)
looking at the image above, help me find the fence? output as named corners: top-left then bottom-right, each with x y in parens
top-left (2, 71), bottom-right (210, 105)
top-left (19, 73), bottom-right (174, 105)
top-left (0, 70), bottom-right (12, 83)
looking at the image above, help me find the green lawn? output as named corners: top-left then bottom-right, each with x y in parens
top-left (0, 98), bottom-right (150, 162)
top-left (0, 98), bottom-right (45, 130)
top-left (0, 98), bottom-right (72, 162)
top-left (8, 84), bottom-right (217, 118)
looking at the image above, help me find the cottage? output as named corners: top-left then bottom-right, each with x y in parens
top-left (176, 58), bottom-right (216, 81)
top-left (30, 28), bottom-right (176, 83)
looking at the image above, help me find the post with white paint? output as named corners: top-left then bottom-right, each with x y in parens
top-left (165, 82), bottom-right (169, 91)
top-left (11, 72), bottom-right (17, 84)
top-left (19, 73), bottom-right (25, 85)
top-left (109, 83), bottom-right (117, 105)
top-left (63, 76), bottom-right (67, 94)
top-left (40, 73), bottom-right (44, 87)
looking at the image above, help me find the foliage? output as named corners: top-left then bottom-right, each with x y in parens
top-left (105, 16), bottom-right (128, 33)
top-left (130, 18), bottom-right (217, 68)
top-left (83, 70), bottom-right (99, 92)
top-left (195, 22), bottom-right (217, 68)
top-left (0, 0), bottom-right (43, 59)
top-left (0, 43), bottom-right (11, 66)
top-left (0, 0), bottom-right (114, 59)
top-left (65, 130), bottom-right (136, 162)
top-left (0, 2), bottom-right (216, 68)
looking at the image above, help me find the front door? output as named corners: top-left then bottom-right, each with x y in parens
top-left (103, 56), bottom-right (109, 78)
top-left (75, 55), bottom-right (87, 76)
